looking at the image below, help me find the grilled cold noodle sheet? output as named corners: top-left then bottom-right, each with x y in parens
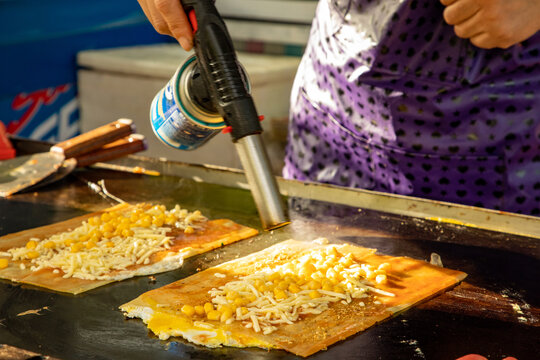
top-left (0, 203), bottom-right (258, 294)
top-left (121, 239), bottom-right (467, 357)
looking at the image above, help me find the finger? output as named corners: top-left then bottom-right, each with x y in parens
top-left (146, 1), bottom-right (173, 36)
top-left (469, 32), bottom-right (498, 49)
top-left (137, 0), bottom-right (153, 22)
top-left (455, 355), bottom-right (488, 360)
top-left (452, 12), bottom-right (484, 40)
top-left (154, 0), bottom-right (194, 50)
top-left (443, 0), bottom-right (481, 25)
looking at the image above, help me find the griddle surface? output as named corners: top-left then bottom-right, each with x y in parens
top-left (0, 169), bottom-right (538, 360)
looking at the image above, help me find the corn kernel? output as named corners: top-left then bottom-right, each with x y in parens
top-left (339, 254), bottom-right (354, 267)
top-left (109, 219), bottom-right (120, 230)
top-left (274, 288), bottom-right (287, 300)
top-left (152, 217), bottom-right (164, 227)
top-left (207, 310), bottom-right (221, 321)
top-left (151, 204), bottom-right (165, 213)
top-left (378, 263), bottom-right (390, 271)
top-left (366, 272), bottom-right (375, 280)
top-left (181, 304), bottom-right (195, 317)
top-left (194, 305), bottom-right (205, 316)
top-left (102, 223), bottom-right (114, 233)
top-left (268, 272), bottom-right (281, 282)
top-left (203, 302), bottom-right (214, 314)
top-left (333, 285), bottom-right (345, 294)
top-left (0, 259), bottom-right (9, 269)
top-left (305, 262), bottom-right (316, 273)
top-left (326, 268), bottom-right (338, 281)
top-left (328, 246), bottom-right (339, 257)
top-left (322, 282), bottom-right (333, 291)
top-left (277, 280), bottom-right (289, 290)
top-left (288, 283), bottom-right (301, 293)
top-left (309, 290), bottom-right (321, 299)
top-left (220, 309), bottom-right (233, 322)
top-left (299, 263), bottom-right (316, 278)
top-left (257, 285), bottom-right (268, 293)
top-left (26, 250), bottom-right (40, 259)
top-left (217, 304), bottom-right (232, 313)
top-left (70, 243), bottom-right (84, 253)
top-left (226, 291), bottom-right (238, 301)
top-left (325, 257), bottom-right (337, 268)
top-left (307, 280), bottom-right (321, 290)
top-left (122, 229), bottom-right (134, 237)
top-left (88, 216), bottom-right (101, 226)
top-left (321, 279), bottom-right (332, 287)
top-left (89, 229), bottom-right (102, 239)
top-left (64, 238), bottom-right (75, 246)
top-left (78, 234), bottom-right (90, 243)
top-left (105, 241), bottom-right (115, 248)
top-left (26, 240), bottom-right (38, 250)
top-left (139, 216), bottom-right (152, 228)
top-left (285, 274), bottom-right (298, 283)
top-left (375, 274), bottom-right (387, 284)
top-left (246, 294), bottom-right (256, 303)
top-left (232, 297), bottom-right (244, 307)
top-left (311, 271), bottom-right (324, 281)
top-left (85, 241), bottom-right (96, 249)
top-left (100, 213), bottom-right (111, 222)
top-left (184, 226), bottom-right (194, 234)
top-left (43, 241), bottom-right (56, 249)
top-left (240, 307), bottom-right (248, 315)
top-left (316, 261), bottom-right (329, 271)
top-left (120, 216), bottom-right (131, 225)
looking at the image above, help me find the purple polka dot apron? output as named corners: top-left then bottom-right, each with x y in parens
top-left (284, 0), bottom-right (540, 215)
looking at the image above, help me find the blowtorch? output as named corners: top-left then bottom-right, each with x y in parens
top-left (150, 0), bottom-right (289, 230)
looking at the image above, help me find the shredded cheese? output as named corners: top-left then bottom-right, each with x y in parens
top-left (6, 203), bottom-right (207, 280)
top-left (203, 244), bottom-right (395, 335)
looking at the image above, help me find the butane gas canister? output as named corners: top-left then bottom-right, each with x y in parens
top-left (150, 55), bottom-right (225, 150)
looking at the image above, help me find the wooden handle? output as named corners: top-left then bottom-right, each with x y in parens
top-left (74, 134), bottom-right (147, 168)
top-left (50, 119), bottom-right (135, 158)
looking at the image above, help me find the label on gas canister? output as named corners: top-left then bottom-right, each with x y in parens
top-left (150, 58), bottom-right (222, 151)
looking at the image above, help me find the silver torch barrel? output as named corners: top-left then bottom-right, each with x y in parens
top-left (235, 134), bottom-right (289, 230)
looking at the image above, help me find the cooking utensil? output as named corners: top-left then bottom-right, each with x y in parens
top-left (0, 119), bottom-right (137, 196)
top-left (22, 134), bottom-right (147, 192)
top-left (178, 0), bottom-right (289, 230)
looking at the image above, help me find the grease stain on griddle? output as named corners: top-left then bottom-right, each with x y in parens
top-left (16, 306), bottom-right (50, 317)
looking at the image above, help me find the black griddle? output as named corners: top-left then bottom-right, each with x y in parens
top-left (0, 161), bottom-right (538, 360)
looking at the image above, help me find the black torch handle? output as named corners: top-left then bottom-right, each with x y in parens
top-left (182, 0), bottom-right (262, 142)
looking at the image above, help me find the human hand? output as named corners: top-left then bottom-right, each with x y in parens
top-left (456, 354), bottom-right (518, 360)
top-left (137, 0), bottom-right (194, 50)
top-left (440, 0), bottom-right (540, 49)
